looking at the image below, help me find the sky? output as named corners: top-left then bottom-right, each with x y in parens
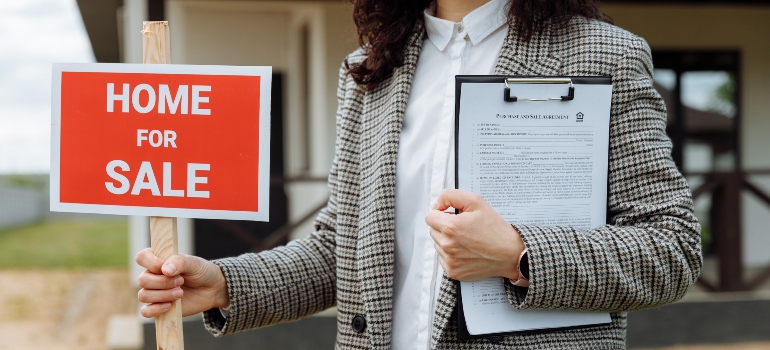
top-left (0, 0), bottom-right (94, 174)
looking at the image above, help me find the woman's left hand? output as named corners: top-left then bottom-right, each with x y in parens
top-left (425, 189), bottom-right (525, 281)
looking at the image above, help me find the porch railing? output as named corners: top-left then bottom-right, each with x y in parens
top-left (688, 169), bottom-right (770, 292)
top-left (253, 170), bottom-right (770, 293)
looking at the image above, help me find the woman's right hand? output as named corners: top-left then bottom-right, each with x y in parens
top-left (135, 248), bottom-right (230, 318)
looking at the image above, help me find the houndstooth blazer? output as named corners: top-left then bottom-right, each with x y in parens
top-left (203, 15), bottom-right (702, 349)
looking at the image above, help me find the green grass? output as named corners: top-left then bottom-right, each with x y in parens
top-left (0, 219), bottom-right (128, 268)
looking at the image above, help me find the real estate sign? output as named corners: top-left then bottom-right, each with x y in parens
top-left (50, 63), bottom-right (271, 221)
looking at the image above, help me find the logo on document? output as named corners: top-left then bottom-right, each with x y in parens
top-left (576, 112), bottom-right (584, 122)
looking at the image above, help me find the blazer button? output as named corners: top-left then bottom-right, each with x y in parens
top-left (487, 336), bottom-right (503, 343)
top-left (351, 314), bottom-right (367, 333)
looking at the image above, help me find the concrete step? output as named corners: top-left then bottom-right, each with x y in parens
top-left (142, 316), bottom-right (336, 350)
top-left (627, 298), bottom-right (770, 348)
top-left (107, 315), bottom-right (144, 350)
top-left (140, 299), bottom-right (770, 349)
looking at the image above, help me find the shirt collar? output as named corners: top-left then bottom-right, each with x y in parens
top-left (423, 0), bottom-right (509, 51)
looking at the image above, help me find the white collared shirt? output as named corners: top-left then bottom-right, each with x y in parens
top-left (391, 0), bottom-right (509, 348)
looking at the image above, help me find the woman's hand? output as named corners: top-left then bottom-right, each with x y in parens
top-left (425, 189), bottom-right (525, 281)
top-left (135, 248), bottom-right (230, 318)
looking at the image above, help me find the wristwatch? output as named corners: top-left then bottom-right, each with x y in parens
top-left (519, 250), bottom-right (529, 280)
top-left (509, 249), bottom-right (529, 287)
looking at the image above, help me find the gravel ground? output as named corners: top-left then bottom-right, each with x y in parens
top-left (0, 269), bottom-right (136, 350)
top-left (0, 269), bottom-right (767, 350)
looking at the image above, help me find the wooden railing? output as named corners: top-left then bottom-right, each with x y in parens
top-left (246, 175), bottom-right (329, 252)
top-left (253, 171), bottom-right (770, 293)
top-left (688, 169), bottom-right (770, 292)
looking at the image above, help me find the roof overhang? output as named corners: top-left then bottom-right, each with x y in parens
top-left (75, 0), bottom-right (122, 63)
top-left (76, 0), bottom-right (770, 64)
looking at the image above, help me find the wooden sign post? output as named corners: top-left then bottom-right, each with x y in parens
top-left (142, 21), bottom-right (184, 350)
top-left (50, 21), bottom-right (272, 350)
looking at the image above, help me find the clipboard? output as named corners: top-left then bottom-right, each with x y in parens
top-left (453, 75), bottom-right (613, 340)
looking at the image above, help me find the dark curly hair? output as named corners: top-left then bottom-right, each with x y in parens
top-left (346, 0), bottom-right (611, 90)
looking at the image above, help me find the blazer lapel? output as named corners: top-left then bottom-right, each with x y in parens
top-left (431, 22), bottom-right (562, 345)
top-left (494, 22), bottom-right (561, 76)
top-left (357, 19), bottom-right (425, 349)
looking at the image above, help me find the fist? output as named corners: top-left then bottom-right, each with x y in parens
top-left (135, 248), bottom-right (230, 318)
top-left (425, 189), bottom-right (525, 281)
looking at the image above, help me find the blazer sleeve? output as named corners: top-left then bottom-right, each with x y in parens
top-left (504, 37), bottom-right (703, 312)
top-left (201, 64), bottom-right (350, 336)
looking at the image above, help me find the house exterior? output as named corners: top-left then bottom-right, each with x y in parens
top-left (603, 0), bottom-right (770, 254)
top-left (70, 0), bottom-right (770, 348)
top-left (75, 0), bottom-right (770, 293)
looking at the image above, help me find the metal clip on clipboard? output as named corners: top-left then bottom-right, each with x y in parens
top-left (503, 77), bottom-right (575, 102)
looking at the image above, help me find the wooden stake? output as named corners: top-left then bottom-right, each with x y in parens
top-left (149, 217), bottom-right (183, 350)
top-left (143, 21), bottom-right (184, 350)
top-left (142, 21), bottom-right (171, 65)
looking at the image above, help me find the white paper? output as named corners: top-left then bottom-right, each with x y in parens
top-left (457, 80), bottom-right (613, 335)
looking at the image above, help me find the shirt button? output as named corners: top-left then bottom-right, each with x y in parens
top-left (351, 314), bottom-right (367, 333)
top-left (457, 24), bottom-right (464, 33)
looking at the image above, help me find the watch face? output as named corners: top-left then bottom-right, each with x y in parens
top-left (519, 253), bottom-right (530, 280)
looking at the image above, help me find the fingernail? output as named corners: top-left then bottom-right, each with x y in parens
top-left (163, 303), bottom-right (171, 310)
top-left (162, 264), bottom-right (177, 275)
top-left (172, 289), bottom-right (183, 298)
top-left (430, 201), bottom-right (437, 209)
top-left (174, 277), bottom-right (184, 286)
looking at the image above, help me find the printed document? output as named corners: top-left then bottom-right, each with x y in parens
top-left (456, 80), bottom-right (613, 335)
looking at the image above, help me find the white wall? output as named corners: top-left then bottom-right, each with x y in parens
top-left (603, 4), bottom-right (770, 267)
top-left (121, 0), bottom-right (146, 64)
top-left (124, 2), bottom-right (770, 268)
top-left (165, 1), bottom-right (358, 241)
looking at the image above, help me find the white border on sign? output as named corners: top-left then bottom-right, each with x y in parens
top-left (50, 63), bottom-right (272, 222)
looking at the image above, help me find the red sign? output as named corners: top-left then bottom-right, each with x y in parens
top-left (51, 64), bottom-right (272, 221)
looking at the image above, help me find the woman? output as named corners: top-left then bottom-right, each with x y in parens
top-left (135, 0), bottom-right (702, 348)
